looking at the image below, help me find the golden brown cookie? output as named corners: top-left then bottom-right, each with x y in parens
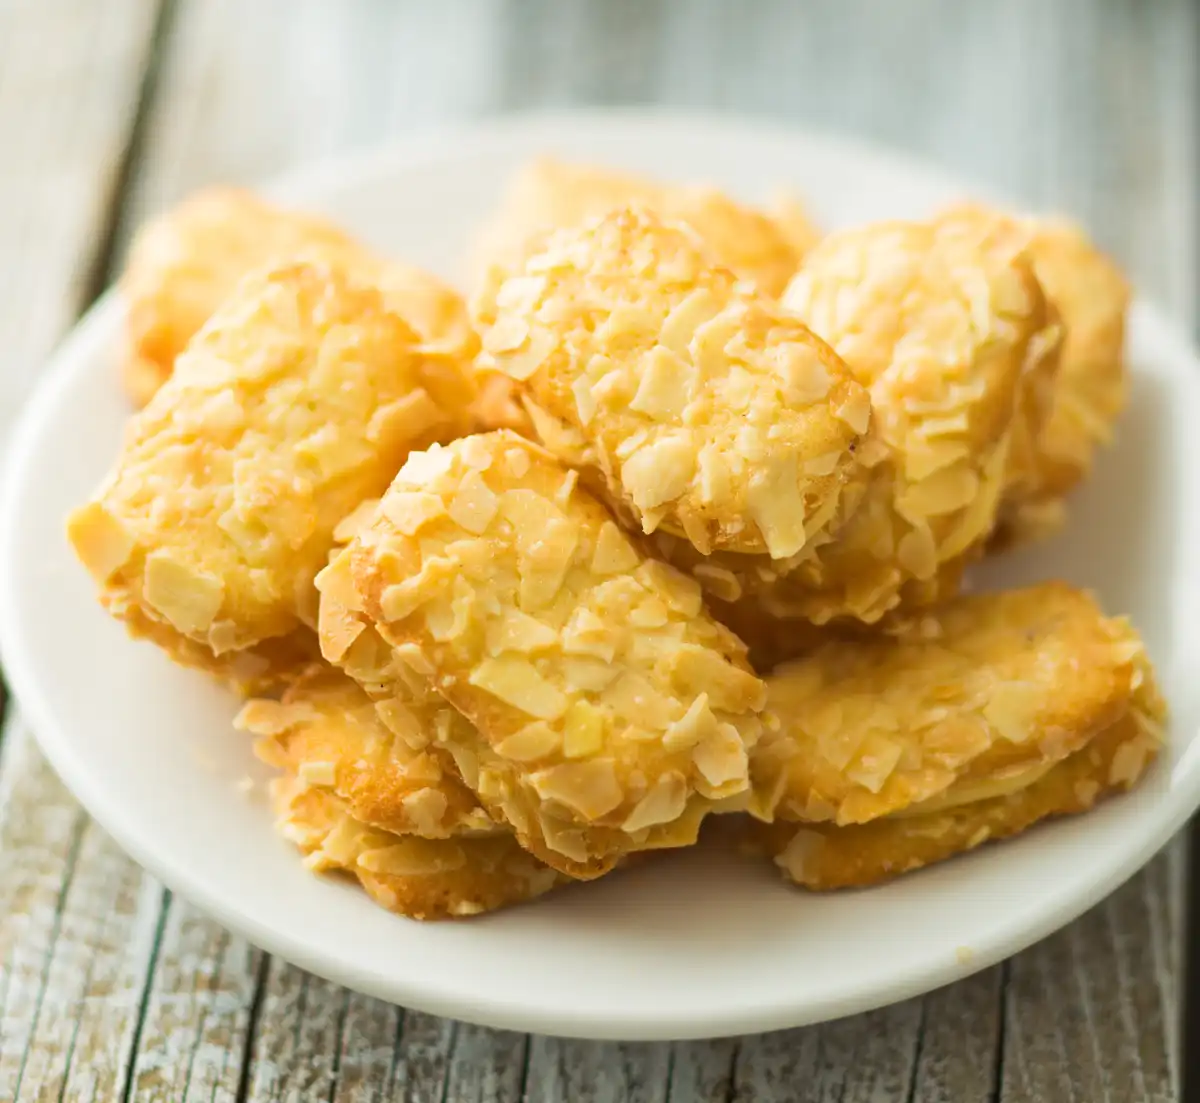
top-left (272, 776), bottom-right (563, 919)
top-left (69, 262), bottom-right (476, 687)
top-left (121, 187), bottom-right (477, 405)
top-left (323, 431), bottom-right (766, 878)
top-left (479, 207), bottom-right (872, 559)
top-left (471, 158), bottom-right (806, 303)
top-left (757, 704), bottom-right (1161, 890)
top-left (741, 583), bottom-right (1164, 887)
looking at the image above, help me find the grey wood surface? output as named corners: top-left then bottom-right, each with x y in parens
top-left (0, 1), bottom-right (1195, 1100)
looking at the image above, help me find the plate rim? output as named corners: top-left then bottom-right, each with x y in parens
top-left (3, 107), bottom-right (1199, 1041)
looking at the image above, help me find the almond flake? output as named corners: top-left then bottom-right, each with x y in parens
top-left (572, 376), bottom-right (598, 425)
top-left (833, 387), bottom-right (871, 434)
top-left (499, 325), bottom-right (556, 381)
top-left (374, 697), bottom-right (425, 742)
top-left (504, 445), bottom-right (531, 478)
top-left (496, 721), bottom-right (562, 762)
top-left (657, 288), bottom-right (718, 355)
top-left (143, 552), bottom-right (225, 635)
top-left (590, 521), bottom-right (640, 575)
top-left (629, 346), bottom-right (696, 418)
top-left (393, 641), bottom-right (434, 675)
top-left (397, 445), bottom-right (454, 488)
top-left (530, 760), bottom-right (623, 820)
top-left (635, 560), bottom-right (702, 616)
top-left (696, 444), bottom-right (731, 506)
top-left (486, 608), bottom-right (559, 655)
top-left (672, 645), bottom-right (763, 712)
top-left (298, 760), bottom-right (337, 787)
top-left (482, 315), bottom-right (529, 355)
top-left (469, 656), bottom-right (568, 720)
top-left (67, 502), bottom-right (135, 582)
top-left (332, 499), bottom-right (380, 543)
top-left (622, 772), bottom-right (687, 833)
top-left (367, 388), bottom-right (443, 446)
top-left (561, 607), bottom-right (617, 662)
top-left (318, 595), bottom-right (366, 662)
top-left (602, 671), bottom-right (681, 729)
top-left (621, 436), bottom-right (695, 513)
top-left (562, 700), bottom-right (606, 758)
top-left (381, 491), bottom-right (447, 535)
top-left (747, 454), bottom-right (807, 558)
top-left (447, 470), bottom-right (500, 534)
top-left (773, 345), bottom-right (832, 405)
top-left (776, 828), bottom-right (825, 881)
top-left (630, 596), bottom-right (669, 628)
top-left (562, 657), bottom-right (620, 692)
top-left (358, 838), bottom-right (466, 876)
top-left (401, 788), bottom-right (450, 835)
top-left (662, 694), bottom-right (717, 752)
top-left (693, 723), bottom-right (750, 792)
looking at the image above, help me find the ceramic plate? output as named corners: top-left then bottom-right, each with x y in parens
top-left (3, 110), bottom-right (1199, 1041)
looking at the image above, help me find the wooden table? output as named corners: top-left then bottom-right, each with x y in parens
top-left (0, 2), bottom-right (1195, 1099)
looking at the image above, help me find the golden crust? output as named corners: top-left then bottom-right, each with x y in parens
top-left (749, 583), bottom-right (1157, 827)
top-left (242, 664), bottom-right (493, 838)
top-left (328, 431), bottom-right (765, 878)
top-left (756, 697), bottom-right (1162, 889)
top-left (69, 262), bottom-right (476, 679)
top-left (121, 187), bottom-right (477, 405)
top-left (937, 204), bottom-right (1128, 535)
top-left (271, 776), bottom-right (563, 919)
top-left (481, 207), bottom-right (872, 558)
top-left (471, 158), bottom-right (805, 304)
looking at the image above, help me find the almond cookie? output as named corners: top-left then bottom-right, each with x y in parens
top-left (330, 431), bottom-right (766, 878)
top-left (481, 207), bottom-right (872, 559)
top-left (69, 262), bottom-right (476, 687)
top-left (121, 187), bottom-right (476, 405)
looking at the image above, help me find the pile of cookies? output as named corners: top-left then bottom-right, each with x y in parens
top-left (67, 158), bottom-right (1165, 919)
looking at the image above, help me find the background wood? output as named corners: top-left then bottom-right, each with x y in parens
top-left (0, 1), bottom-right (1194, 1100)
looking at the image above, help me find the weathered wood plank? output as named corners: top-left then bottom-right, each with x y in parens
top-left (0, 725), bottom-right (88, 1100)
top-left (666, 1039), bottom-right (738, 1103)
top-left (13, 823), bottom-right (162, 1103)
top-left (390, 1012), bottom-right (457, 1103)
top-left (0, 3), bottom-right (166, 1095)
top-left (1003, 866), bottom-right (1179, 1103)
top-left (121, 899), bottom-right (264, 1103)
top-left (910, 968), bottom-right (1003, 1103)
top-left (241, 959), bottom-right (348, 1101)
top-left (729, 1000), bottom-right (924, 1103)
top-left (0, 0), bottom-right (161, 409)
top-left (329, 991), bottom-right (402, 1103)
top-left (444, 1023), bottom-right (529, 1103)
top-left (523, 1037), bottom-right (671, 1103)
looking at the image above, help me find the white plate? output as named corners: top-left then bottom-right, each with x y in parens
top-left (3, 110), bottom-right (1200, 1042)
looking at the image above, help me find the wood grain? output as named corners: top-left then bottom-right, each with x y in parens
top-left (0, 4), bottom-right (164, 1101)
top-left (0, 1), bottom-right (1195, 1100)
